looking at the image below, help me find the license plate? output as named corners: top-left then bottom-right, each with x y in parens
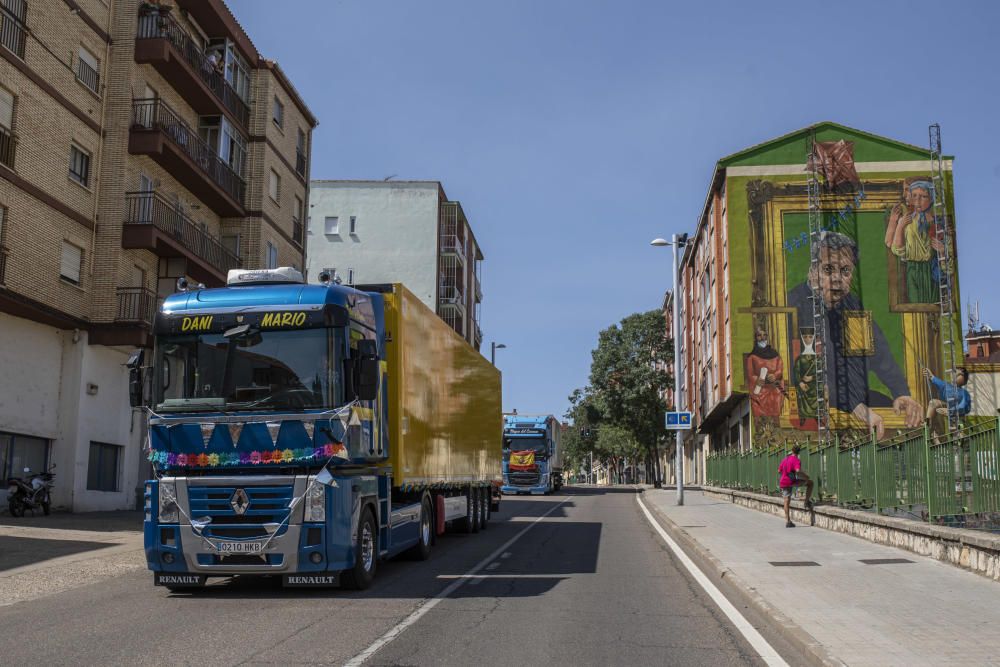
top-left (216, 540), bottom-right (265, 554)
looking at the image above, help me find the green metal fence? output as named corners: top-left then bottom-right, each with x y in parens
top-left (706, 418), bottom-right (1000, 522)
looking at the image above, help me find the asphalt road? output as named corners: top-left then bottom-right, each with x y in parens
top-left (0, 487), bottom-right (765, 666)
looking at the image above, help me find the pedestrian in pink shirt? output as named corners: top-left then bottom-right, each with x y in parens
top-left (778, 444), bottom-right (814, 527)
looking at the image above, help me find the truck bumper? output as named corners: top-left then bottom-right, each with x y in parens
top-left (501, 484), bottom-right (549, 495)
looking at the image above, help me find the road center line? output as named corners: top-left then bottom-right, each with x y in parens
top-left (636, 494), bottom-right (789, 667)
top-left (343, 499), bottom-right (569, 666)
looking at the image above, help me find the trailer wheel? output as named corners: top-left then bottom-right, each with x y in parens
top-left (470, 487), bottom-right (481, 533)
top-left (479, 487), bottom-right (489, 529)
top-left (406, 496), bottom-right (433, 560)
top-left (455, 487), bottom-right (478, 534)
top-left (341, 508), bottom-right (377, 590)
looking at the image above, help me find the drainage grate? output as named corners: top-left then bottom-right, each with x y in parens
top-left (859, 558), bottom-right (914, 565)
top-left (769, 561), bottom-right (820, 567)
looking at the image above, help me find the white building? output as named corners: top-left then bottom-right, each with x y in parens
top-left (306, 181), bottom-right (484, 349)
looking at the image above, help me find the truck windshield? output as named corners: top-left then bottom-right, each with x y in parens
top-left (155, 327), bottom-right (343, 412)
top-left (503, 437), bottom-right (548, 459)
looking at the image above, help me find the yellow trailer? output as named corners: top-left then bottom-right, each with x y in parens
top-left (381, 283), bottom-right (503, 490)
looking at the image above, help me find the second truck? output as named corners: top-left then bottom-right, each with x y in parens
top-left (501, 414), bottom-right (563, 495)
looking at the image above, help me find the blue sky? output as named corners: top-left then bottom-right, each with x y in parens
top-left (232, 0), bottom-right (1000, 419)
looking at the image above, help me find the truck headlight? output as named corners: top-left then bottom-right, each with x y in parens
top-left (304, 481), bottom-right (326, 523)
top-left (158, 480), bottom-right (179, 523)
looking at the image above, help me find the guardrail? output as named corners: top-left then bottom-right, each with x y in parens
top-left (706, 418), bottom-right (1000, 521)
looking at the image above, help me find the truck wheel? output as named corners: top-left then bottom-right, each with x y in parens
top-left (470, 487), bottom-right (481, 533)
top-left (456, 488), bottom-right (477, 534)
top-left (406, 497), bottom-right (433, 561)
top-left (479, 487), bottom-right (489, 528)
top-left (342, 508), bottom-right (377, 590)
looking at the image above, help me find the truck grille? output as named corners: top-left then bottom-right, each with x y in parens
top-left (508, 472), bottom-right (540, 486)
top-left (187, 485), bottom-right (293, 539)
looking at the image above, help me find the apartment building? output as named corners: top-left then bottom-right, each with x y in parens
top-left (306, 180), bottom-right (485, 350)
top-left (0, 0), bottom-right (317, 510)
top-left (669, 122), bottom-right (958, 484)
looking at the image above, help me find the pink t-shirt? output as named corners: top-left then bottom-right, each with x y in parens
top-left (778, 454), bottom-right (801, 488)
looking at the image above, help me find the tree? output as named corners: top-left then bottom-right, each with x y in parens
top-left (587, 310), bottom-right (673, 487)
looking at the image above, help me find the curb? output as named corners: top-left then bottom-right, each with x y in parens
top-left (641, 495), bottom-right (845, 667)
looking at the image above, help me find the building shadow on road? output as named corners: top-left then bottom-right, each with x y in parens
top-left (0, 511), bottom-right (142, 533)
top-left (0, 536), bottom-right (117, 572)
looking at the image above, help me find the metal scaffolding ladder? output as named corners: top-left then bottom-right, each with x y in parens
top-left (807, 133), bottom-right (831, 448)
top-left (929, 123), bottom-right (960, 436)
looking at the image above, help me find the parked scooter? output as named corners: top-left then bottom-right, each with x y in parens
top-left (7, 465), bottom-right (55, 517)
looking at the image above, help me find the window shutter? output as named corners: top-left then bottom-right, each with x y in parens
top-left (61, 242), bottom-right (82, 283)
top-left (0, 88), bottom-right (12, 129)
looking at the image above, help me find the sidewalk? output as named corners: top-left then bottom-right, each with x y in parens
top-left (642, 489), bottom-right (1000, 667)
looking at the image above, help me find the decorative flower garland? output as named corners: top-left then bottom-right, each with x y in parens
top-left (148, 443), bottom-right (348, 467)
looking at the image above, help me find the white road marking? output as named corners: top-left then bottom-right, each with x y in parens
top-left (636, 494), bottom-right (789, 667)
top-left (485, 562), bottom-right (500, 571)
top-left (344, 499), bottom-right (569, 666)
top-left (500, 552), bottom-right (512, 559)
top-left (437, 574), bottom-right (555, 580)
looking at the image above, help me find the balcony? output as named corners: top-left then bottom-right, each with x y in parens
top-left (0, 0), bottom-right (27, 59)
top-left (438, 284), bottom-right (466, 311)
top-left (135, 8), bottom-right (250, 128)
top-left (122, 191), bottom-right (241, 285)
top-left (129, 99), bottom-right (246, 217)
top-left (115, 287), bottom-right (157, 326)
top-left (439, 235), bottom-right (466, 264)
top-left (76, 58), bottom-right (99, 95)
top-left (0, 125), bottom-right (15, 169)
top-left (295, 149), bottom-right (306, 177)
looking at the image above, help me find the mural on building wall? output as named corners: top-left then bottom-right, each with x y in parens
top-left (739, 139), bottom-right (960, 445)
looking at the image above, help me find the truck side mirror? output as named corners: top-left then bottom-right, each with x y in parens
top-left (356, 340), bottom-right (379, 401)
top-left (127, 349), bottom-right (145, 408)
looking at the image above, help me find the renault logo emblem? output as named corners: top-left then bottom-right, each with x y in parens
top-left (230, 488), bottom-right (250, 515)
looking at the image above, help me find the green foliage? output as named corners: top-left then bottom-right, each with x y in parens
top-left (564, 309), bottom-right (674, 481)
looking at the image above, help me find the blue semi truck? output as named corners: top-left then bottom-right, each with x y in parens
top-left (133, 269), bottom-right (501, 590)
top-left (501, 414), bottom-right (563, 495)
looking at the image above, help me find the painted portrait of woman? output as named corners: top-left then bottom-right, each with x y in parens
top-left (884, 178), bottom-right (943, 305)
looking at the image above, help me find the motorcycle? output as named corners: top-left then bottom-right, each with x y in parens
top-left (7, 465), bottom-right (55, 517)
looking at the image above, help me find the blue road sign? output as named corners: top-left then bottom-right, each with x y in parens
top-left (665, 411), bottom-right (693, 430)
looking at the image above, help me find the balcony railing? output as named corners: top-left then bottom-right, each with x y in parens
top-left (295, 149), bottom-right (306, 177)
top-left (0, 125), bottom-right (15, 169)
top-left (136, 7), bottom-right (250, 127)
top-left (0, 0), bottom-right (27, 59)
top-left (115, 287), bottom-right (157, 326)
top-left (439, 284), bottom-right (465, 308)
top-left (474, 274), bottom-right (482, 302)
top-left (474, 321), bottom-right (483, 346)
top-left (439, 235), bottom-right (466, 260)
top-left (76, 58), bottom-right (100, 94)
top-left (131, 98), bottom-right (246, 208)
top-left (292, 218), bottom-right (303, 246)
top-left (125, 190), bottom-right (241, 275)
top-left (0, 245), bottom-right (8, 285)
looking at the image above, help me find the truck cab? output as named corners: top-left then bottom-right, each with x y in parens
top-left (501, 414), bottom-right (563, 495)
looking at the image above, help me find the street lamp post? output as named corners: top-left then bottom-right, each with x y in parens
top-left (651, 234), bottom-right (687, 506)
top-left (490, 341), bottom-right (506, 366)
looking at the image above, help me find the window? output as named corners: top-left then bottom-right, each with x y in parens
top-left (222, 234), bottom-right (240, 258)
top-left (0, 86), bottom-right (12, 130)
top-left (266, 241), bottom-right (278, 269)
top-left (60, 241), bottom-right (83, 285)
top-left (87, 442), bottom-right (121, 492)
top-left (200, 116), bottom-right (247, 177)
top-left (295, 128), bottom-right (306, 175)
top-left (349, 215), bottom-right (357, 235)
top-left (69, 144), bottom-right (91, 187)
top-left (268, 169), bottom-right (280, 203)
top-left (324, 216), bottom-right (339, 235)
top-left (0, 0), bottom-right (27, 59)
top-left (347, 268), bottom-right (355, 285)
top-left (323, 267), bottom-right (336, 281)
top-left (272, 96), bottom-right (284, 128)
top-left (222, 42), bottom-right (250, 101)
top-left (76, 47), bottom-right (100, 93)
top-left (293, 196), bottom-right (303, 244)
top-left (0, 432), bottom-right (49, 483)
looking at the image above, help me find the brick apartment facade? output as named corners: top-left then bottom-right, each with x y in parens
top-left (0, 0), bottom-right (317, 510)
